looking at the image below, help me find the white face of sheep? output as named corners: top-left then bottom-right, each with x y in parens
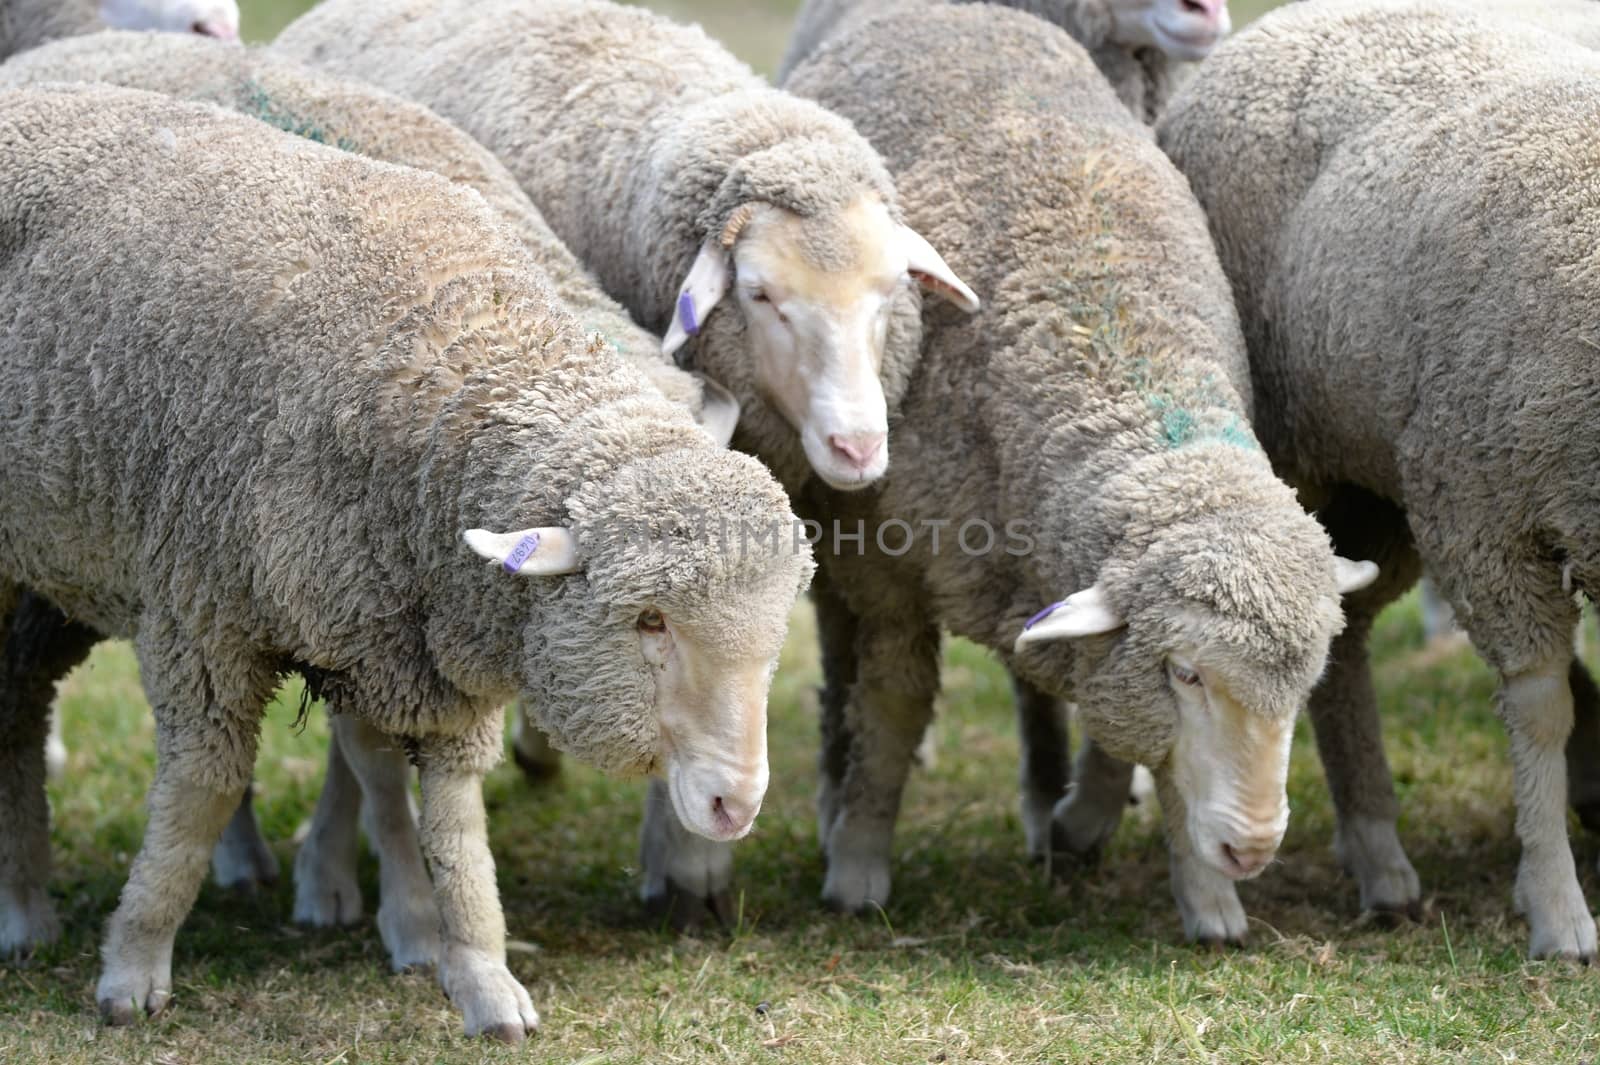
top-left (1105, 0), bottom-right (1231, 61)
top-left (1016, 558), bottom-right (1377, 880)
top-left (662, 197), bottom-right (979, 492)
top-left (98, 0), bottom-right (240, 38)
top-left (464, 527), bottom-right (777, 843)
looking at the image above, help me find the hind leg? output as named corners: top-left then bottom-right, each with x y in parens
top-left (509, 702), bottom-right (562, 783)
top-left (1309, 490), bottom-right (1424, 916)
top-left (1, 590), bottom-right (100, 957)
top-left (1566, 659), bottom-right (1600, 839)
top-left (210, 785), bottom-right (280, 892)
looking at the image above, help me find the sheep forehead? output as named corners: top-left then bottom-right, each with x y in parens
top-left (735, 196), bottom-right (902, 301)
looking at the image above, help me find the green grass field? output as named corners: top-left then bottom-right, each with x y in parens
top-left (7, 0), bottom-right (1600, 1062)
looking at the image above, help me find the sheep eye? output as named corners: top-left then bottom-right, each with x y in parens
top-left (749, 289), bottom-right (771, 304)
top-left (637, 609), bottom-right (667, 634)
top-left (1169, 662), bottom-right (1201, 687)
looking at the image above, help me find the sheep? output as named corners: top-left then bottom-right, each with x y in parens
top-left (273, 0), bottom-right (978, 921)
top-left (761, 2), bottom-right (1376, 935)
top-left (274, 0), bottom-right (979, 499)
top-left (0, 84), bottom-right (813, 1036)
top-left (776, 0), bottom-right (1232, 861)
top-left (1158, 0), bottom-right (1600, 958)
top-left (0, 28), bottom-right (753, 930)
top-left (777, 0), bottom-right (1232, 123)
top-left (0, 0), bottom-right (237, 59)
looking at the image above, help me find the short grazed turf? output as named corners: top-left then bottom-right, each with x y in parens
top-left (5, 593), bottom-right (1598, 1064)
top-left (11, 2), bottom-right (1597, 1062)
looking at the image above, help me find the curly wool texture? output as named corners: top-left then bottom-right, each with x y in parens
top-left (0, 0), bottom-right (100, 59)
top-left (785, 4), bottom-right (1347, 766)
top-left (0, 85), bottom-right (809, 780)
top-left (1158, 0), bottom-right (1600, 676)
top-left (779, 0), bottom-right (1176, 122)
top-left (0, 31), bottom-right (704, 418)
top-left (274, 0), bottom-right (922, 494)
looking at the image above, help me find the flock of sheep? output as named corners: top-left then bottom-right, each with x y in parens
top-left (0, 0), bottom-right (1596, 1044)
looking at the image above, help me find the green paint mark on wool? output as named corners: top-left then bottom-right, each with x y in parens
top-left (237, 81), bottom-right (360, 154)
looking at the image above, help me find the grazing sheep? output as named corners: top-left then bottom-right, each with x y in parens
top-left (0, 0), bottom-right (237, 59)
top-left (0, 85), bottom-right (812, 1036)
top-left (767, 2), bottom-right (1375, 934)
top-left (275, 0), bottom-right (979, 498)
top-left (778, 0), bottom-right (1232, 122)
top-left (1159, 0), bottom-right (1600, 958)
top-left (0, 28), bottom-right (750, 931)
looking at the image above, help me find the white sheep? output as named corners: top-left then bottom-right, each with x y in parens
top-left (0, 84), bottom-right (812, 1036)
top-left (1159, 0), bottom-right (1600, 957)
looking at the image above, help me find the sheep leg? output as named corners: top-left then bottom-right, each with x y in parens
top-left (1052, 738), bottom-right (1135, 863)
top-left (1500, 653), bottom-right (1598, 961)
top-left (1310, 489), bottom-right (1422, 917)
top-left (0, 590), bottom-right (98, 958)
top-left (509, 702), bottom-right (562, 783)
top-left (820, 619), bottom-right (940, 914)
top-left (97, 630), bottom-right (263, 1024)
top-left (1565, 659), bottom-right (1600, 837)
top-left (1011, 673), bottom-right (1071, 864)
top-left (812, 569), bottom-right (859, 852)
top-left (1155, 768), bottom-right (1247, 945)
top-left (639, 776), bottom-right (735, 928)
top-left (1314, 614), bottom-right (1422, 918)
top-left (414, 741), bottom-right (537, 1041)
top-left (209, 785), bottom-right (280, 892)
top-left (328, 715), bottom-right (441, 972)
top-left (292, 732), bottom-right (365, 927)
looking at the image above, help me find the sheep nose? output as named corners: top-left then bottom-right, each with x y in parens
top-left (192, 19), bottom-right (238, 39)
top-left (711, 794), bottom-right (758, 836)
top-left (827, 432), bottom-right (885, 471)
top-left (1180, 0), bottom-right (1226, 17)
top-left (1219, 840), bottom-right (1275, 879)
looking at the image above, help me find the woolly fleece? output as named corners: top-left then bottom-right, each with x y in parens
top-left (781, 3), bottom-right (1349, 904)
top-left (0, 30), bottom-right (705, 416)
top-left (779, 0), bottom-right (1179, 122)
top-left (1158, 0), bottom-right (1600, 952)
top-left (274, 0), bottom-right (924, 494)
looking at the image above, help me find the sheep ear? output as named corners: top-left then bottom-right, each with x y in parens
top-left (1334, 557), bottom-right (1379, 595)
top-left (463, 527), bottom-right (581, 577)
top-left (896, 224), bottom-right (980, 313)
top-left (694, 373), bottom-right (741, 448)
top-left (1014, 586), bottom-right (1124, 650)
top-left (662, 241), bottom-right (731, 359)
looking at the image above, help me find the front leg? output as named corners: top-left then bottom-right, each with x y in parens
top-left (820, 619), bottom-right (940, 914)
top-left (812, 568), bottom-right (858, 853)
top-left (639, 776), bottom-right (735, 928)
top-left (1011, 673), bottom-right (1070, 863)
top-left (1156, 771), bottom-right (1247, 945)
top-left (510, 700), bottom-right (562, 783)
top-left (1501, 655), bottom-right (1598, 961)
top-left (1052, 737), bottom-right (1134, 862)
top-left (415, 732), bottom-right (537, 1041)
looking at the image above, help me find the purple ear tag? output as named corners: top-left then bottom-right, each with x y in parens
top-left (678, 291), bottom-right (700, 336)
top-left (502, 531), bottom-right (542, 574)
top-left (1023, 601), bottom-right (1066, 631)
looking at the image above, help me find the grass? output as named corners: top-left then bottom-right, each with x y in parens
top-left (17, 1), bottom-right (1596, 1062)
top-left (5, 594), bottom-right (1599, 1064)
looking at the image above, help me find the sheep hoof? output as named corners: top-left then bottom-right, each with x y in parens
top-left (484, 1022), bottom-right (529, 1045)
top-left (1365, 899), bottom-right (1426, 928)
top-left (0, 890), bottom-right (61, 960)
top-left (1194, 934), bottom-right (1245, 952)
top-left (95, 980), bottom-right (171, 1026)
